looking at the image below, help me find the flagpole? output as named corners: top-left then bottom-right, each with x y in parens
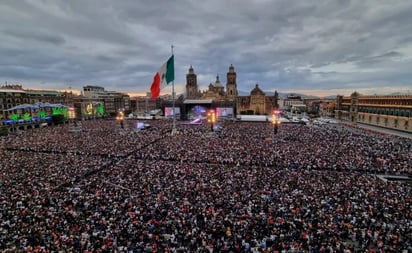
top-left (171, 45), bottom-right (177, 136)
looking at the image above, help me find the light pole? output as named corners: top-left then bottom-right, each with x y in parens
top-left (116, 111), bottom-right (124, 129)
top-left (272, 110), bottom-right (281, 138)
top-left (207, 109), bottom-right (216, 132)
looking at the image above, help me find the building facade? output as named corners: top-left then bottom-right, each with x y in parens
top-left (335, 92), bottom-right (412, 133)
top-left (184, 64), bottom-right (277, 116)
top-left (0, 85), bottom-right (27, 120)
top-left (283, 95), bottom-right (305, 111)
top-left (236, 84), bottom-right (279, 115)
top-left (81, 85), bottom-right (131, 116)
top-left (1, 84), bottom-right (74, 121)
top-left (185, 64), bottom-right (239, 101)
top-left (130, 93), bottom-right (159, 115)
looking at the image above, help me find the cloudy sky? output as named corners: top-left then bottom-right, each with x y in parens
top-left (1, 0), bottom-right (412, 97)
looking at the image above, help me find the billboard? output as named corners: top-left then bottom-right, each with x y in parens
top-left (216, 107), bottom-right (234, 118)
top-left (188, 105), bottom-right (207, 119)
top-left (82, 102), bottom-right (105, 117)
top-left (165, 107), bottom-right (181, 118)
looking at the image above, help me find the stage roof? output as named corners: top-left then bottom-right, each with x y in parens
top-left (183, 99), bottom-right (213, 104)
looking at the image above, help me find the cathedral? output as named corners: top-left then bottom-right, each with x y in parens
top-left (183, 64), bottom-right (278, 117)
top-left (185, 64), bottom-right (238, 101)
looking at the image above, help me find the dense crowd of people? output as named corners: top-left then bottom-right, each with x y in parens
top-left (0, 119), bottom-right (411, 252)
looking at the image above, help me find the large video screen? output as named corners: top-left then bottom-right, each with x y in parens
top-left (188, 105), bottom-right (207, 119)
top-left (164, 107), bottom-right (181, 118)
top-left (136, 122), bottom-right (145, 129)
top-left (83, 103), bottom-right (105, 116)
top-left (216, 107), bottom-right (234, 118)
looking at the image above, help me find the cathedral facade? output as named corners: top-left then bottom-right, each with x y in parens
top-left (185, 64), bottom-right (238, 101)
top-left (184, 64), bottom-right (278, 116)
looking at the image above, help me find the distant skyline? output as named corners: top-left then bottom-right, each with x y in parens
top-left (1, 0), bottom-right (412, 97)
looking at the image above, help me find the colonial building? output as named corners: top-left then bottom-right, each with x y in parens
top-left (1, 84), bottom-right (74, 121)
top-left (237, 84), bottom-right (279, 115)
top-left (25, 89), bottom-right (74, 105)
top-left (226, 64), bottom-right (239, 100)
top-left (182, 64), bottom-right (277, 117)
top-left (185, 64), bottom-right (238, 101)
top-left (335, 92), bottom-right (412, 133)
top-left (130, 93), bottom-right (159, 115)
top-left (283, 94), bottom-right (305, 112)
top-left (185, 65), bottom-right (199, 99)
top-left (178, 64), bottom-right (240, 119)
top-left (0, 85), bottom-right (27, 120)
top-left (201, 75), bottom-right (226, 100)
top-left (80, 85), bottom-right (131, 116)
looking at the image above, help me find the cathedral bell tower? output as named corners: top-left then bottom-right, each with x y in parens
top-left (226, 64), bottom-right (238, 99)
top-left (185, 65), bottom-right (198, 99)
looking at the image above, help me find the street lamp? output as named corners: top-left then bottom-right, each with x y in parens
top-left (116, 111), bottom-right (124, 129)
top-left (207, 109), bottom-right (216, 132)
top-left (272, 110), bottom-right (281, 136)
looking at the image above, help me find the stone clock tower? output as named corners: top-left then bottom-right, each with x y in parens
top-left (226, 64), bottom-right (238, 99)
top-left (185, 65), bottom-right (198, 99)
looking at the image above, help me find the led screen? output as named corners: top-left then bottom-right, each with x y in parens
top-left (136, 122), bottom-right (145, 129)
top-left (187, 105), bottom-right (207, 119)
top-left (164, 107), bottom-right (181, 118)
top-left (216, 107), bottom-right (234, 118)
top-left (83, 103), bottom-right (105, 116)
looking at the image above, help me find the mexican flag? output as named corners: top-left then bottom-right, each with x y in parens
top-left (150, 55), bottom-right (174, 99)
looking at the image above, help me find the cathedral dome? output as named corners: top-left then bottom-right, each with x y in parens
top-left (214, 75), bottom-right (223, 87)
top-left (251, 84), bottom-right (265, 95)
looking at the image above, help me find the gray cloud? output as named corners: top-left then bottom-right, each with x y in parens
top-left (0, 0), bottom-right (411, 96)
